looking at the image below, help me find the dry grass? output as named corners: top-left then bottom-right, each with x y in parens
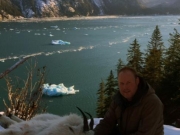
top-left (3, 60), bottom-right (47, 120)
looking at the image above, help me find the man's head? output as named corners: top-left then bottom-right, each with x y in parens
top-left (118, 67), bottom-right (140, 101)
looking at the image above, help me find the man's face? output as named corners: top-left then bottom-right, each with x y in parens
top-left (118, 70), bottom-right (139, 101)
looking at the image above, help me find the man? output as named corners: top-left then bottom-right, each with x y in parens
top-left (94, 66), bottom-right (164, 135)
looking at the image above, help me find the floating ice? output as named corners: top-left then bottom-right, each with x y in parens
top-left (49, 34), bottom-right (54, 36)
top-left (42, 83), bottom-right (79, 96)
top-left (73, 27), bottom-right (80, 30)
top-left (50, 25), bottom-right (58, 29)
top-left (51, 40), bottom-right (70, 45)
top-left (35, 33), bottom-right (41, 35)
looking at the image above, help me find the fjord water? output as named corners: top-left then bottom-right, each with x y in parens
top-left (0, 16), bottom-right (180, 117)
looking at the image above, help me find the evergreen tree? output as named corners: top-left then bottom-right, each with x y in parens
top-left (96, 79), bottom-right (106, 118)
top-left (115, 58), bottom-right (125, 90)
top-left (0, 0), bottom-right (22, 18)
top-left (143, 25), bottom-right (165, 90)
top-left (116, 58), bottom-right (125, 74)
top-left (104, 70), bottom-right (117, 113)
top-left (163, 28), bottom-right (180, 76)
top-left (160, 28), bottom-right (180, 124)
top-left (127, 38), bottom-right (143, 73)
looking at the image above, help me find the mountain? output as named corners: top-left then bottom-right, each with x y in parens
top-left (0, 0), bottom-right (180, 21)
top-left (95, 0), bottom-right (141, 15)
top-left (0, 0), bottom-right (22, 20)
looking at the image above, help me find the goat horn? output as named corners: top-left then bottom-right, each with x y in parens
top-left (76, 107), bottom-right (89, 132)
top-left (85, 112), bottom-right (94, 130)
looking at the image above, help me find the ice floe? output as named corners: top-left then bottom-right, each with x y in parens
top-left (51, 40), bottom-right (70, 45)
top-left (42, 83), bottom-right (79, 96)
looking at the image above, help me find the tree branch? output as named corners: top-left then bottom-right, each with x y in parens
top-left (0, 57), bottom-right (30, 79)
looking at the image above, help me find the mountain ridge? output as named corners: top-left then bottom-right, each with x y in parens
top-left (0, 0), bottom-right (180, 21)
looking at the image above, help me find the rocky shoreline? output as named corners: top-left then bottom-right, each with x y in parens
top-left (1, 15), bottom-right (121, 22)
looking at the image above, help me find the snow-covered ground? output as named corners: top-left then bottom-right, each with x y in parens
top-left (91, 118), bottom-right (180, 135)
top-left (164, 125), bottom-right (180, 135)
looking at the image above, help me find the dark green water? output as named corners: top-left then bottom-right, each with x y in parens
top-left (0, 16), bottom-right (180, 117)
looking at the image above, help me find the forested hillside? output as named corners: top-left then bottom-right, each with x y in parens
top-left (0, 0), bottom-right (180, 21)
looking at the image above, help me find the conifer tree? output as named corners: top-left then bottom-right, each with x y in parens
top-left (143, 25), bottom-right (165, 90)
top-left (164, 28), bottom-right (180, 73)
top-left (116, 58), bottom-right (125, 74)
top-left (115, 58), bottom-right (125, 90)
top-left (160, 28), bottom-right (180, 124)
top-left (96, 79), bottom-right (106, 118)
top-left (104, 70), bottom-right (117, 113)
top-left (127, 38), bottom-right (143, 73)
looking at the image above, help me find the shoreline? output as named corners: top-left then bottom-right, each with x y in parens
top-left (1, 15), bottom-right (121, 23)
top-left (1, 15), bottom-right (179, 23)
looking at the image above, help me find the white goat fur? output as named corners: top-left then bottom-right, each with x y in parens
top-left (0, 113), bottom-right (94, 135)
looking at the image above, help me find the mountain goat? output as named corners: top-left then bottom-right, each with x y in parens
top-left (0, 107), bottom-right (94, 135)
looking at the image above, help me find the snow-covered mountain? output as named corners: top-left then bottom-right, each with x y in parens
top-left (0, 0), bottom-right (180, 20)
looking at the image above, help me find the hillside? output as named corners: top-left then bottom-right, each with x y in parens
top-left (0, 0), bottom-right (180, 21)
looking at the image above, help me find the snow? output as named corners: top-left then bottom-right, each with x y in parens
top-left (42, 83), bottom-right (79, 96)
top-left (89, 119), bottom-right (180, 135)
top-left (164, 125), bottom-right (180, 135)
top-left (91, 0), bottom-right (105, 15)
top-left (19, 0), bottom-right (58, 17)
top-left (0, 126), bottom-right (4, 131)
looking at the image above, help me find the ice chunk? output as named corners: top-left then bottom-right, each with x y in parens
top-left (51, 40), bottom-right (70, 45)
top-left (42, 83), bottom-right (79, 96)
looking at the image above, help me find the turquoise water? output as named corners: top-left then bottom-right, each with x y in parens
top-left (0, 16), bottom-right (180, 117)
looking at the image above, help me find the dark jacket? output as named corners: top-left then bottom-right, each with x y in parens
top-left (94, 77), bottom-right (164, 135)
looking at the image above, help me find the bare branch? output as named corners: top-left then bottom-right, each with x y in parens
top-left (0, 57), bottom-right (30, 79)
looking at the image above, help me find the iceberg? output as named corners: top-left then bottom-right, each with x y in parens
top-left (51, 40), bottom-right (71, 45)
top-left (42, 83), bottom-right (79, 96)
